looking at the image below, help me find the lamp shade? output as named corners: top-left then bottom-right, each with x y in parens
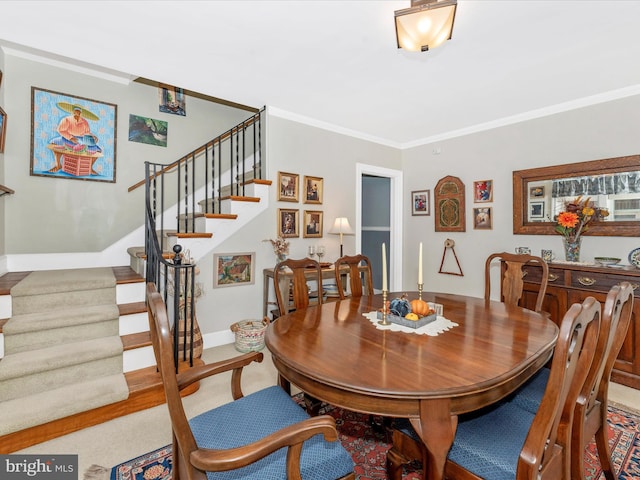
top-left (329, 217), bottom-right (354, 236)
top-left (395, 0), bottom-right (457, 52)
top-left (329, 217), bottom-right (354, 257)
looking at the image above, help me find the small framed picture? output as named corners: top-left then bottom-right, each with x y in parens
top-left (473, 180), bottom-right (493, 203)
top-left (529, 186), bottom-right (545, 198)
top-left (158, 83), bottom-right (186, 116)
top-left (304, 175), bottom-right (323, 204)
top-left (303, 210), bottom-right (323, 238)
top-left (213, 252), bottom-right (255, 288)
top-left (278, 208), bottom-right (299, 238)
top-left (411, 190), bottom-right (430, 216)
top-left (0, 106), bottom-right (6, 154)
top-left (278, 171), bottom-right (299, 202)
top-left (473, 207), bottom-right (492, 230)
top-left (530, 201), bottom-right (545, 219)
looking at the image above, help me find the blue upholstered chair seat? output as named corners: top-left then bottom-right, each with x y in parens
top-left (394, 399), bottom-right (539, 480)
top-left (189, 385), bottom-right (354, 480)
top-left (507, 367), bottom-right (550, 415)
top-left (447, 402), bottom-right (537, 480)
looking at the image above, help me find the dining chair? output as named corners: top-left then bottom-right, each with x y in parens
top-left (334, 254), bottom-right (374, 299)
top-left (273, 257), bottom-right (324, 412)
top-left (485, 251), bottom-right (549, 313)
top-left (146, 282), bottom-right (355, 480)
top-left (386, 296), bottom-right (601, 480)
top-left (274, 257), bottom-right (323, 317)
top-left (509, 282), bottom-right (634, 480)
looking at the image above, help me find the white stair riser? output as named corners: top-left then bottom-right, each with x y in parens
top-left (123, 345), bottom-right (156, 373)
top-left (117, 282), bottom-right (145, 305)
top-left (119, 312), bottom-right (148, 335)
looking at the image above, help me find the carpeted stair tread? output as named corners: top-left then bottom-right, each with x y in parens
top-left (0, 373), bottom-right (129, 436)
top-left (10, 267), bottom-right (116, 297)
top-left (0, 336), bottom-right (123, 382)
top-left (3, 304), bottom-right (120, 334)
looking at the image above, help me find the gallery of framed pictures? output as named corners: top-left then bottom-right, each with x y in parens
top-left (278, 208), bottom-right (299, 238)
top-left (30, 87), bottom-right (117, 183)
top-left (278, 171), bottom-right (299, 202)
top-left (213, 252), bottom-right (255, 288)
top-left (303, 210), bottom-right (323, 238)
top-left (411, 189), bottom-right (430, 216)
top-left (304, 175), bottom-right (323, 204)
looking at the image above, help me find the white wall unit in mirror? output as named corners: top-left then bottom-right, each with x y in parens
top-left (513, 155), bottom-right (640, 237)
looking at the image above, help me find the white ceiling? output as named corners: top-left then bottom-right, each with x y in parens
top-left (1, 0), bottom-right (640, 148)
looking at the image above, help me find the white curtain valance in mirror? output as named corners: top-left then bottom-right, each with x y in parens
top-left (552, 172), bottom-right (640, 197)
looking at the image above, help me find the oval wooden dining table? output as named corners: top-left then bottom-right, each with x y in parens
top-left (265, 292), bottom-right (559, 480)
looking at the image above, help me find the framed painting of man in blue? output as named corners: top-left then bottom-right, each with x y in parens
top-left (30, 87), bottom-right (117, 183)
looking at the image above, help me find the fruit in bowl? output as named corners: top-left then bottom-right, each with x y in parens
top-left (594, 257), bottom-right (621, 266)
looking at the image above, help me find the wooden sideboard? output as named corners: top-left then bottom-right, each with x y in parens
top-left (519, 262), bottom-right (640, 389)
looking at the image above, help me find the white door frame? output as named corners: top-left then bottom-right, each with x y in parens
top-left (355, 163), bottom-right (403, 291)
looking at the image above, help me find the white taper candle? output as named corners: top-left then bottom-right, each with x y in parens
top-left (382, 242), bottom-right (387, 291)
top-left (418, 242), bottom-right (423, 284)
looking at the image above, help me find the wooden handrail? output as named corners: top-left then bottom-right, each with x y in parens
top-left (128, 115), bottom-right (260, 193)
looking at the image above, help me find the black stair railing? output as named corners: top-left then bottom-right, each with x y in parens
top-left (144, 108), bottom-right (265, 369)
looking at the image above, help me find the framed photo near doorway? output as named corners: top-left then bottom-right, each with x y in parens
top-left (411, 189), bottom-right (430, 216)
top-left (30, 87), bottom-right (117, 183)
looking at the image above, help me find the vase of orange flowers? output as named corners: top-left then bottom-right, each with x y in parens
top-left (554, 196), bottom-right (608, 262)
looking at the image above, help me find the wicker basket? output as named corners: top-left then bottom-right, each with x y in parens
top-left (230, 317), bottom-right (270, 352)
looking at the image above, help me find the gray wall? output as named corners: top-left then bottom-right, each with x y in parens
top-left (192, 115), bottom-right (401, 335)
top-left (401, 94), bottom-right (640, 299)
top-left (1, 53), bottom-right (252, 254)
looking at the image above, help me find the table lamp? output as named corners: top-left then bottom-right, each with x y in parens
top-left (329, 217), bottom-right (354, 257)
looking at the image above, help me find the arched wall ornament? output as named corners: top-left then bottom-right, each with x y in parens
top-left (434, 175), bottom-right (465, 232)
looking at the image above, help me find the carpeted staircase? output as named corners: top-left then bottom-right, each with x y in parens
top-left (0, 268), bottom-right (129, 436)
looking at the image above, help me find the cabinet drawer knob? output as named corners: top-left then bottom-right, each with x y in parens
top-left (548, 273), bottom-right (558, 282)
top-left (578, 276), bottom-right (596, 286)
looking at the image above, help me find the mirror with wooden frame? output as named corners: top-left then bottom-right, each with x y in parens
top-left (513, 154), bottom-right (640, 237)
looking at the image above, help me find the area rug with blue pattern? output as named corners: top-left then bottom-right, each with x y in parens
top-left (88, 403), bottom-right (640, 480)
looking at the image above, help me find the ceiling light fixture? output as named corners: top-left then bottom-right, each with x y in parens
top-left (394, 0), bottom-right (457, 52)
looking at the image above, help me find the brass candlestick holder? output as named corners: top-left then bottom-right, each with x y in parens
top-left (418, 283), bottom-right (423, 300)
top-left (378, 289), bottom-right (391, 325)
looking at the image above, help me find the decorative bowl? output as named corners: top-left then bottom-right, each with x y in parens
top-left (594, 257), bottom-right (621, 266)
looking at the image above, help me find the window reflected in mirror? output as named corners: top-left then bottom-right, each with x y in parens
top-left (526, 171), bottom-right (640, 223)
top-left (513, 155), bottom-right (640, 237)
